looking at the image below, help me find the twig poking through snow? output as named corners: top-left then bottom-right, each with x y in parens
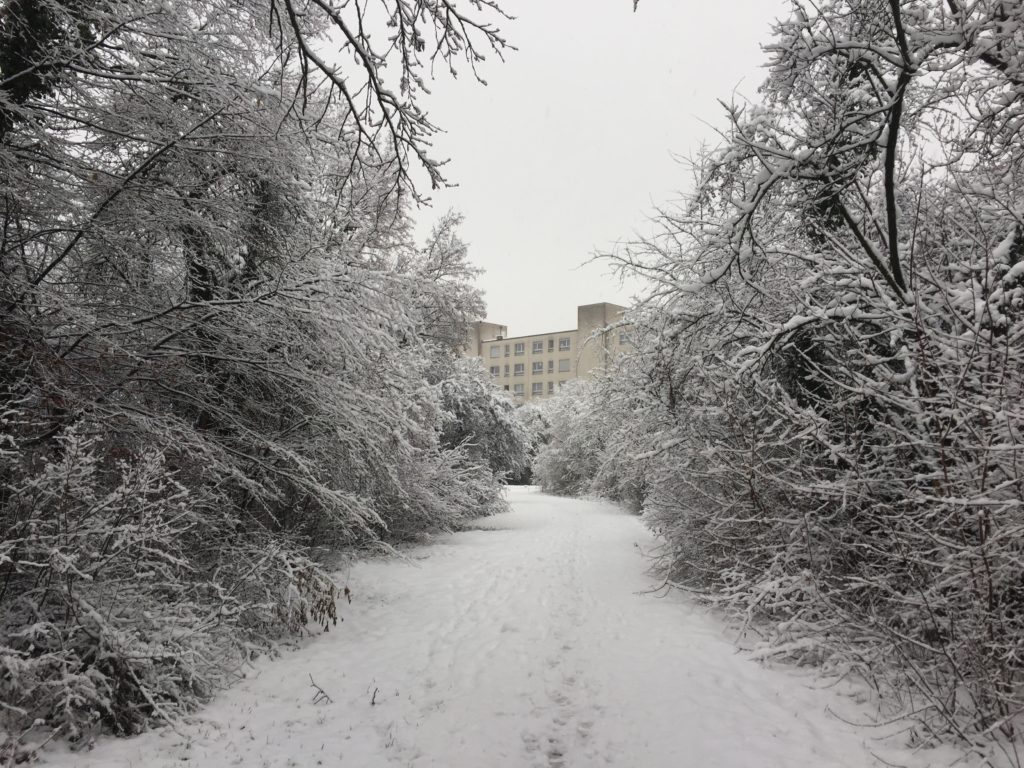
top-left (309, 675), bottom-right (333, 705)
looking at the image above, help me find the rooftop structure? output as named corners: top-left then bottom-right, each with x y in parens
top-left (464, 302), bottom-right (629, 401)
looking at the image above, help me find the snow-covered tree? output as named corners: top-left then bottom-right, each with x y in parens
top-left (0, 0), bottom-right (517, 745)
top-left (585, 0), bottom-right (1024, 749)
top-left (532, 379), bottom-right (644, 502)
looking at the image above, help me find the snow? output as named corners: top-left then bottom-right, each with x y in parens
top-left (42, 488), bottom-right (989, 768)
top-left (994, 229), bottom-right (1016, 264)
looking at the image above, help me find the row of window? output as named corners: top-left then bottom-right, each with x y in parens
top-left (502, 381), bottom-right (565, 396)
top-left (490, 359), bottom-right (571, 377)
top-left (488, 337), bottom-right (571, 358)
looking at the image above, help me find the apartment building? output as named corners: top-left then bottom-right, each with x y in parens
top-left (464, 302), bottom-right (629, 401)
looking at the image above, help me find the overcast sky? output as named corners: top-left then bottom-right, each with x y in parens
top-left (413, 0), bottom-right (788, 337)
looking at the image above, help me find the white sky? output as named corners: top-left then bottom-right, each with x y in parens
top-left (413, 0), bottom-right (789, 337)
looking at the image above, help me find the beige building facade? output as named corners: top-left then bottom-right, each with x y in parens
top-left (464, 303), bottom-right (629, 402)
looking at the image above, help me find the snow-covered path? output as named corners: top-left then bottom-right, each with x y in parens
top-left (50, 488), bottom-right (951, 768)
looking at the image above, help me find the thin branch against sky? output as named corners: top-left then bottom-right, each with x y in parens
top-left (414, 0), bottom-right (788, 336)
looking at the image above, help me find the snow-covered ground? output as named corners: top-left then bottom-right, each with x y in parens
top-left (45, 488), bottom-right (992, 767)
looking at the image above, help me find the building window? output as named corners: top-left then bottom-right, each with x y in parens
top-left (532, 382), bottom-right (543, 396)
top-left (489, 346), bottom-right (500, 358)
top-left (548, 338), bottom-right (554, 352)
top-left (619, 331), bottom-right (630, 345)
top-left (513, 383), bottom-right (524, 396)
top-left (532, 340), bottom-right (544, 354)
top-left (547, 360), bottom-right (554, 373)
top-left (547, 381), bottom-right (555, 394)
top-left (514, 342), bottom-right (525, 355)
top-left (558, 358), bottom-right (570, 372)
top-left (559, 337), bottom-right (571, 351)
top-left (504, 344), bottom-right (510, 357)
top-left (514, 363), bottom-right (524, 376)
top-left (503, 385), bottom-right (509, 391)
top-left (532, 361), bottom-right (543, 374)
top-left (504, 364), bottom-right (510, 376)
top-left (490, 366), bottom-right (499, 376)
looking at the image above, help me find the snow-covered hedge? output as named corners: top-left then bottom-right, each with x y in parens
top-left (0, 430), bottom-right (339, 738)
top-left (543, 0), bottom-right (1024, 754)
top-left (0, 0), bottom-right (521, 749)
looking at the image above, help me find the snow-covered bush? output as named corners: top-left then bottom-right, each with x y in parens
top-left (576, 0), bottom-right (1024, 751)
top-left (0, 428), bottom-right (336, 739)
top-left (533, 382), bottom-right (605, 497)
top-left (531, 377), bottom-right (646, 507)
top-left (437, 360), bottom-right (532, 481)
top-left (0, 0), bottom-right (515, 745)
top-left (505, 402), bottom-right (550, 484)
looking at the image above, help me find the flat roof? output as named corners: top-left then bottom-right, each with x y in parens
top-left (479, 329), bottom-right (578, 344)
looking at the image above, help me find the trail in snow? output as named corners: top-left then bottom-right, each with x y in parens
top-left (46, 488), bottom-right (983, 768)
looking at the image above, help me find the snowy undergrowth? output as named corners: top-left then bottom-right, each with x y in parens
top-left (0, 1), bottom-right (526, 753)
top-left (535, 1), bottom-right (1024, 759)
